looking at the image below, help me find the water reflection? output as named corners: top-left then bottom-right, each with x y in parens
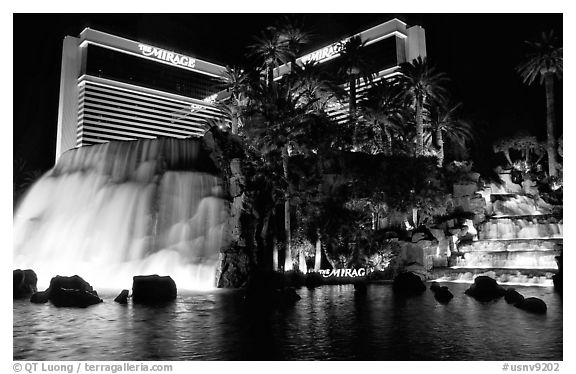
top-left (14, 283), bottom-right (562, 361)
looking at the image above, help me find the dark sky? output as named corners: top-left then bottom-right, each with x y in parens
top-left (13, 13), bottom-right (562, 171)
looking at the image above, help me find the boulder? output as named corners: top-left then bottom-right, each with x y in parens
top-left (515, 297), bottom-right (547, 314)
top-left (114, 289), bottom-right (129, 304)
top-left (50, 287), bottom-right (102, 308)
top-left (13, 269), bottom-right (38, 299)
top-left (280, 287), bottom-right (301, 304)
top-left (464, 276), bottom-right (505, 302)
top-left (30, 291), bottom-right (49, 304)
top-left (46, 275), bottom-right (102, 308)
top-left (49, 275), bottom-right (95, 293)
top-left (430, 281), bottom-right (441, 292)
top-left (504, 288), bottom-right (525, 305)
top-left (553, 274), bottom-right (562, 294)
top-left (132, 275), bottom-right (177, 305)
top-left (393, 272), bottom-right (426, 296)
top-left (434, 286), bottom-right (454, 304)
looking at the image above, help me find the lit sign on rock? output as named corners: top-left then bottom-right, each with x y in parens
top-left (318, 268), bottom-right (369, 278)
top-left (138, 44), bottom-right (196, 68)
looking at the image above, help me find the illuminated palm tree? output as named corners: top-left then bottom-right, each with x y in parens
top-left (399, 57), bottom-right (449, 157)
top-left (517, 30), bottom-right (562, 177)
top-left (337, 36), bottom-right (375, 117)
top-left (221, 66), bottom-right (251, 134)
top-left (244, 78), bottom-right (321, 271)
top-left (248, 28), bottom-right (291, 87)
top-left (358, 79), bottom-right (406, 155)
top-left (425, 102), bottom-right (474, 167)
top-left (277, 17), bottom-right (311, 70)
top-left (290, 60), bottom-right (345, 113)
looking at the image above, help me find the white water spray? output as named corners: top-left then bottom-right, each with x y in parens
top-left (14, 138), bottom-right (229, 291)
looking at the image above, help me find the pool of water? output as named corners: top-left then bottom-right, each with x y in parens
top-left (13, 282), bottom-right (562, 360)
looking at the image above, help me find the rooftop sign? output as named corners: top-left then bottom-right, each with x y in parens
top-left (138, 44), bottom-right (196, 69)
top-left (299, 42), bottom-right (344, 64)
top-left (79, 28), bottom-right (227, 79)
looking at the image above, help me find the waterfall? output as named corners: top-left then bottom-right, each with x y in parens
top-left (13, 138), bottom-right (229, 291)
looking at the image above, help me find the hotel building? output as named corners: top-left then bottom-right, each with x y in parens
top-left (274, 18), bottom-right (427, 123)
top-left (56, 28), bottom-right (229, 160)
top-left (56, 18), bottom-right (426, 160)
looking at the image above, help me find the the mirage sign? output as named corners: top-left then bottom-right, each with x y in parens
top-left (317, 268), bottom-right (371, 278)
top-left (138, 44), bottom-right (196, 69)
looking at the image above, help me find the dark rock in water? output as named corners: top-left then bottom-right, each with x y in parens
top-left (305, 272), bottom-right (324, 289)
top-left (354, 282), bottom-right (367, 294)
top-left (504, 288), bottom-right (525, 305)
top-left (393, 272), bottom-right (426, 296)
top-left (49, 275), bottom-right (96, 294)
top-left (50, 287), bottom-right (102, 308)
top-left (434, 286), bottom-right (454, 304)
top-left (13, 269), bottom-right (38, 299)
top-left (114, 289), bottom-right (129, 304)
top-left (282, 287), bottom-right (301, 303)
top-left (30, 291), bottom-right (49, 304)
top-left (464, 276), bottom-right (505, 302)
top-left (430, 281), bottom-right (441, 292)
top-left (44, 275), bottom-right (102, 307)
top-left (553, 256), bottom-right (562, 294)
top-left (132, 275), bottom-right (177, 305)
top-left (515, 297), bottom-right (547, 314)
top-left (553, 274), bottom-right (562, 294)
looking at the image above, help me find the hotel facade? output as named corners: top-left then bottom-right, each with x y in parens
top-left (56, 18), bottom-right (426, 160)
top-left (56, 28), bottom-right (229, 160)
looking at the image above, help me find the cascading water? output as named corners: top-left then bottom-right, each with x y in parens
top-left (13, 138), bottom-right (229, 291)
top-left (434, 177), bottom-right (562, 287)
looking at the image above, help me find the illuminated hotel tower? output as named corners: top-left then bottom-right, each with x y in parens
top-left (55, 28), bottom-right (229, 161)
top-left (274, 18), bottom-right (427, 123)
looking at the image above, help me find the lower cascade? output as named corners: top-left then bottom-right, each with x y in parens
top-left (13, 138), bottom-right (230, 291)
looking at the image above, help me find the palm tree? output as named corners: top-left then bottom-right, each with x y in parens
top-left (358, 79), bottom-right (406, 155)
top-left (337, 36), bottom-right (375, 117)
top-left (244, 77), bottom-right (321, 271)
top-left (517, 30), bottom-right (563, 177)
top-left (398, 57), bottom-right (449, 157)
top-left (248, 28), bottom-right (291, 87)
top-left (221, 66), bottom-right (251, 134)
top-left (425, 102), bottom-right (474, 167)
top-left (277, 17), bottom-right (311, 71)
top-left (290, 60), bottom-right (346, 113)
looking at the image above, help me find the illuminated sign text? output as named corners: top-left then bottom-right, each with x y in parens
top-left (318, 268), bottom-right (369, 278)
top-left (138, 44), bottom-right (196, 69)
top-left (300, 42), bottom-right (344, 64)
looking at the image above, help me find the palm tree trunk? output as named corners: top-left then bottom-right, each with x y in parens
top-left (349, 77), bottom-right (357, 115)
top-left (350, 77), bottom-right (358, 148)
top-left (314, 229), bottom-right (322, 271)
top-left (544, 74), bottom-right (558, 177)
top-left (267, 65), bottom-right (274, 88)
top-left (385, 129), bottom-right (392, 156)
top-left (282, 144), bottom-right (292, 271)
top-left (415, 100), bottom-right (424, 156)
top-left (436, 127), bottom-right (444, 167)
top-left (231, 106), bottom-right (238, 134)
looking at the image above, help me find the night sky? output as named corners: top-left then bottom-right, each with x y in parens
top-left (13, 13), bottom-right (562, 172)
